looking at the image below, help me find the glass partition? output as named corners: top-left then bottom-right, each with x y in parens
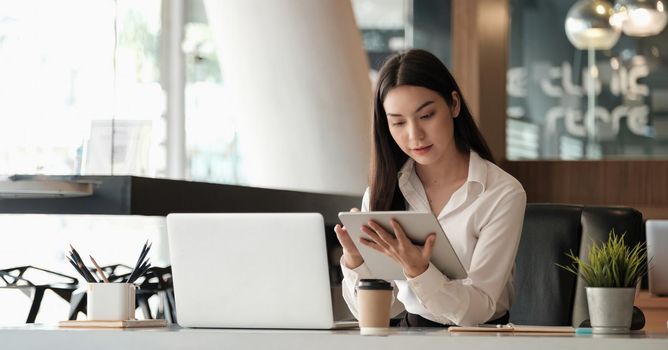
top-left (507, 0), bottom-right (668, 160)
top-left (353, 0), bottom-right (452, 70)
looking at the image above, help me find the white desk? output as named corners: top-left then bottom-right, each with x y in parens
top-left (2, 324), bottom-right (668, 350)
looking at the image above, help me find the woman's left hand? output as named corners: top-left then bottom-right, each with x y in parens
top-left (360, 219), bottom-right (436, 278)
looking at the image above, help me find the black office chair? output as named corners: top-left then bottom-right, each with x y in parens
top-left (133, 266), bottom-right (176, 323)
top-left (510, 204), bottom-right (645, 327)
top-left (0, 266), bottom-right (78, 323)
top-left (510, 204), bottom-right (582, 326)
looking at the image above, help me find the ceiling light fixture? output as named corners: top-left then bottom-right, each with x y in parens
top-left (565, 0), bottom-right (621, 50)
top-left (611, 0), bottom-right (668, 37)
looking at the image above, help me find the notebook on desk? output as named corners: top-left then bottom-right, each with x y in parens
top-left (166, 213), bottom-right (357, 330)
top-left (448, 324), bottom-right (575, 333)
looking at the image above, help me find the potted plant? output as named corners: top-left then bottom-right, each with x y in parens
top-left (559, 229), bottom-right (648, 334)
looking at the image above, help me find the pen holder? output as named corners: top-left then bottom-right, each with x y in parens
top-left (87, 283), bottom-right (136, 321)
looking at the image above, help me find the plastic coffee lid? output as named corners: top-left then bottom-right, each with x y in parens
top-left (357, 279), bottom-right (393, 290)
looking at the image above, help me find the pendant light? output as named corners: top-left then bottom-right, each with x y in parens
top-left (565, 0), bottom-right (621, 50)
top-left (565, 0), bottom-right (621, 158)
top-left (611, 0), bottom-right (668, 37)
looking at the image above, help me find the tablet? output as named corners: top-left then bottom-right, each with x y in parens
top-left (338, 211), bottom-right (468, 281)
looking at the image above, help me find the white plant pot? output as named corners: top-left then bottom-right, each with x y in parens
top-left (585, 287), bottom-right (635, 334)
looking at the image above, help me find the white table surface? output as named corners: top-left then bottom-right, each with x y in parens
top-left (2, 324), bottom-right (668, 350)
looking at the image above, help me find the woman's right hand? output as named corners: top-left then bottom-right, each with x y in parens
top-left (334, 208), bottom-right (364, 269)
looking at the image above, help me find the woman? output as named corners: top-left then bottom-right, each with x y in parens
top-left (334, 49), bottom-right (526, 327)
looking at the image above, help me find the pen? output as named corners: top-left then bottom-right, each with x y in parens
top-left (89, 255), bottom-right (110, 283)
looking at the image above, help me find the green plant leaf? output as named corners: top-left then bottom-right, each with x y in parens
top-left (556, 228), bottom-right (648, 288)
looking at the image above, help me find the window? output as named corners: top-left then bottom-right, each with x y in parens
top-left (0, 0), bottom-right (163, 176)
top-left (183, 2), bottom-right (241, 184)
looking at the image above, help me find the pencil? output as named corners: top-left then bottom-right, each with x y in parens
top-left (129, 262), bottom-right (151, 283)
top-left (68, 244), bottom-right (98, 282)
top-left (127, 241), bottom-right (151, 283)
top-left (77, 260), bottom-right (98, 283)
top-left (89, 255), bottom-right (110, 283)
top-left (66, 256), bottom-right (90, 282)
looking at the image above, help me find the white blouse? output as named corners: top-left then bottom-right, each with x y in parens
top-left (340, 151), bottom-right (526, 326)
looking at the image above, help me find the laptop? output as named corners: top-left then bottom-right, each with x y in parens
top-left (166, 212), bottom-right (357, 329)
top-left (646, 220), bottom-right (668, 296)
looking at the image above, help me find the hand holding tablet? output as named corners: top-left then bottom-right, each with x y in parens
top-left (338, 211), bottom-right (468, 281)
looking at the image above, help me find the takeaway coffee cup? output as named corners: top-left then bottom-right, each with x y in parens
top-left (357, 279), bottom-right (393, 335)
top-left (87, 283), bottom-right (136, 321)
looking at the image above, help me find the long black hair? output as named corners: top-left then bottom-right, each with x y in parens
top-left (369, 49), bottom-right (494, 211)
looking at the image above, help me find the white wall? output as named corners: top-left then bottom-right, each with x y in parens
top-left (204, 0), bottom-right (372, 195)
